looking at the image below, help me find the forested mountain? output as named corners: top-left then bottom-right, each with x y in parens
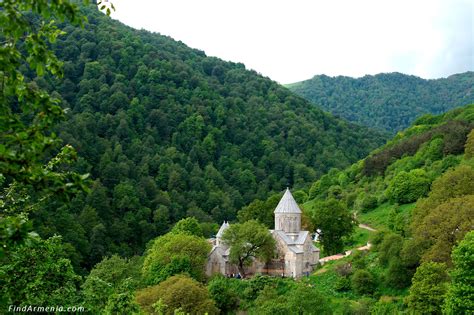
top-left (286, 72), bottom-right (474, 132)
top-left (27, 5), bottom-right (385, 271)
top-left (3, 2), bottom-right (473, 313)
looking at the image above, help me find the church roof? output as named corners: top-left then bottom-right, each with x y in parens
top-left (274, 188), bottom-right (302, 214)
top-left (273, 230), bottom-right (320, 254)
top-left (288, 246), bottom-right (304, 254)
top-left (216, 221), bottom-right (230, 238)
top-left (273, 230), bottom-right (308, 245)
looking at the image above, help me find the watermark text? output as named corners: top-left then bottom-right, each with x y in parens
top-left (8, 305), bottom-right (85, 313)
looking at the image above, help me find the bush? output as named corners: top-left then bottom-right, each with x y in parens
top-left (370, 297), bottom-right (403, 314)
top-left (135, 274), bottom-right (218, 315)
top-left (334, 276), bottom-right (351, 292)
top-left (351, 270), bottom-right (375, 295)
top-left (252, 283), bottom-right (332, 315)
top-left (387, 169), bottom-right (430, 204)
top-left (377, 232), bottom-right (403, 266)
top-left (351, 250), bottom-right (368, 270)
top-left (207, 276), bottom-right (239, 314)
top-left (385, 257), bottom-right (413, 289)
top-left (359, 194), bottom-right (378, 213)
top-left (334, 263), bottom-right (353, 277)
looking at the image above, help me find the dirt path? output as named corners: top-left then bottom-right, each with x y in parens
top-left (318, 243), bottom-right (373, 265)
top-left (317, 216), bottom-right (377, 267)
top-left (358, 223), bottom-right (376, 232)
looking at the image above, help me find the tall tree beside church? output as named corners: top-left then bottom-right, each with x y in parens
top-left (310, 199), bottom-right (355, 255)
top-left (222, 220), bottom-right (275, 278)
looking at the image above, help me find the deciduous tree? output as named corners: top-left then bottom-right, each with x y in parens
top-left (170, 217), bottom-right (203, 237)
top-left (444, 231), bottom-right (474, 314)
top-left (0, 236), bottom-right (81, 307)
top-left (142, 233), bottom-right (210, 284)
top-left (310, 199), bottom-right (355, 254)
top-left (136, 274), bottom-right (218, 315)
top-left (222, 220), bottom-right (275, 277)
top-left (407, 262), bottom-right (449, 314)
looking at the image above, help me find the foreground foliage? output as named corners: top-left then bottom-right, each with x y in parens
top-left (0, 236), bottom-right (81, 308)
top-left (136, 274), bottom-right (219, 315)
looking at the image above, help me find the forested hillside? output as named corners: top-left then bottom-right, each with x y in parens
top-left (286, 72), bottom-right (474, 132)
top-left (300, 104), bottom-right (474, 313)
top-left (3, 2), bottom-right (472, 314)
top-left (26, 5), bottom-right (385, 271)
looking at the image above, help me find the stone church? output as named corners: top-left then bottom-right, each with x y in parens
top-left (206, 188), bottom-right (320, 278)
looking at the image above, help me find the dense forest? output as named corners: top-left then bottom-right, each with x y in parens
top-left (13, 4), bottom-right (384, 272)
top-left (286, 72), bottom-right (474, 132)
top-left (2, 1), bottom-right (472, 314)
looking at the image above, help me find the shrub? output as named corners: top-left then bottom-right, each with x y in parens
top-left (351, 269), bottom-right (375, 295)
top-left (385, 257), bottom-right (412, 289)
top-left (334, 276), bottom-right (351, 292)
top-left (207, 276), bottom-right (239, 314)
top-left (377, 232), bottom-right (403, 266)
top-left (387, 169), bottom-right (430, 204)
top-left (135, 274), bottom-right (218, 315)
top-left (359, 194), bottom-right (378, 213)
top-left (334, 263), bottom-right (353, 277)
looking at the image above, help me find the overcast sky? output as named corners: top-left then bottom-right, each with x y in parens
top-left (108, 0), bottom-right (473, 84)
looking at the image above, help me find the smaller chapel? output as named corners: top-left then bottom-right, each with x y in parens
top-left (206, 188), bottom-right (320, 278)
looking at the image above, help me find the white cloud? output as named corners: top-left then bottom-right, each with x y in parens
top-left (109, 0), bottom-right (473, 83)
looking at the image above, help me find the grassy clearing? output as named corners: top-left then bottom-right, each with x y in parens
top-left (358, 202), bottom-right (415, 230)
top-left (343, 226), bottom-right (373, 252)
top-left (310, 252), bottom-right (409, 313)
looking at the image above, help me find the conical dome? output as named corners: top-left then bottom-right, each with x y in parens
top-left (216, 221), bottom-right (229, 238)
top-left (274, 188), bottom-right (302, 214)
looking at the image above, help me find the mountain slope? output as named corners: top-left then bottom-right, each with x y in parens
top-left (303, 104), bottom-right (474, 312)
top-left (30, 5), bottom-right (386, 270)
top-left (286, 72), bottom-right (474, 132)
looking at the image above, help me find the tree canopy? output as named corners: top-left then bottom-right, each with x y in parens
top-left (222, 220), bottom-right (275, 277)
top-left (407, 262), bottom-right (449, 314)
top-left (170, 217), bottom-right (203, 237)
top-left (309, 198), bottom-right (355, 255)
top-left (135, 274), bottom-right (219, 315)
top-left (0, 236), bottom-right (81, 308)
top-left (142, 232), bottom-right (210, 285)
